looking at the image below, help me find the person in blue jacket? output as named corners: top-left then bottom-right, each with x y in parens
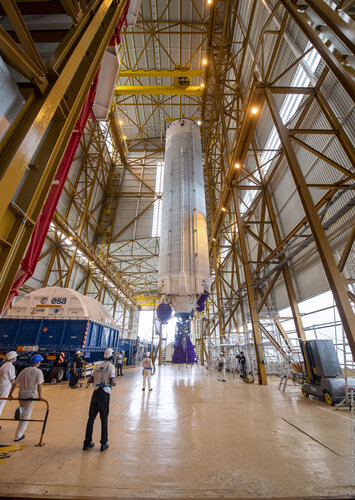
top-left (236, 351), bottom-right (247, 379)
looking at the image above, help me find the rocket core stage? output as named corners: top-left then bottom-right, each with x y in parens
top-left (157, 118), bottom-right (210, 363)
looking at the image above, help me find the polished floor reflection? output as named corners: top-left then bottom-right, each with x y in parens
top-left (0, 364), bottom-right (353, 498)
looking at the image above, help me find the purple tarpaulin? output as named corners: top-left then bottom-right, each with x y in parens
top-left (172, 335), bottom-right (197, 364)
top-left (196, 291), bottom-right (209, 312)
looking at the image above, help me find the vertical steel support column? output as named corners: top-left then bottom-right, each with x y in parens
top-left (121, 300), bottom-right (127, 338)
top-left (212, 245), bottom-right (226, 346)
top-left (128, 310), bottom-right (134, 339)
top-left (265, 88), bottom-right (355, 359)
top-left (233, 192), bottom-right (267, 385)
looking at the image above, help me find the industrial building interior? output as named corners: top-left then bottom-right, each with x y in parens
top-left (0, 0), bottom-right (354, 498)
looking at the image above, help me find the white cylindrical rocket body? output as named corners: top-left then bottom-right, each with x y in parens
top-left (158, 118), bottom-right (210, 313)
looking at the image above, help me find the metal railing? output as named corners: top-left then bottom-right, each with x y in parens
top-left (0, 397), bottom-right (49, 447)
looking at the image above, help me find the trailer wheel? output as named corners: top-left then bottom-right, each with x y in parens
top-left (324, 391), bottom-right (333, 406)
top-left (48, 368), bottom-right (57, 383)
top-left (301, 387), bottom-right (309, 398)
top-left (49, 367), bottom-right (65, 383)
top-left (55, 367), bottom-right (65, 382)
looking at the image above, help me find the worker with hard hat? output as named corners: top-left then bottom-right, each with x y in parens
top-left (8, 353), bottom-right (44, 441)
top-left (0, 351), bottom-right (18, 428)
top-left (117, 351), bottom-right (124, 376)
top-left (83, 348), bottom-right (116, 452)
top-left (142, 352), bottom-right (153, 391)
top-left (69, 350), bottom-right (85, 389)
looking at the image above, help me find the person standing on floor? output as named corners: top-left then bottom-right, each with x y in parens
top-left (142, 352), bottom-right (153, 391)
top-left (8, 354), bottom-right (44, 442)
top-left (83, 348), bottom-right (116, 452)
top-left (217, 353), bottom-right (227, 382)
top-left (117, 351), bottom-right (124, 376)
top-left (0, 351), bottom-right (17, 429)
top-left (236, 351), bottom-right (247, 379)
top-left (69, 350), bottom-right (85, 389)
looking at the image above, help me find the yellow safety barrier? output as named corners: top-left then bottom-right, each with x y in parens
top-left (0, 397), bottom-right (49, 447)
top-left (80, 363), bottom-right (95, 388)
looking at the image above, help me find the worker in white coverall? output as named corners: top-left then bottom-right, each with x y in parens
top-left (117, 351), bottom-right (124, 376)
top-left (9, 354), bottom-right (44, 442)
top-left (0, 351), bottom-right (17, 429)
top-left (217, 353), bottom-right (227, 382)
top-left (142, 352), bottom-right (153, 391)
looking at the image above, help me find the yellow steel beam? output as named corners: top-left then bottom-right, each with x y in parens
top-left (259, 324), bottom-right (289, 361)
top-left (114, 85), bottom-right (204, 96)
top-left (165, 117), bottom-right (201, 122)
top-left (119, 69), bottom-right (204, 78)
top-left (1, 0), bottom-right (47, 76)
top-left (60, 0), bottom-right (81, 23)
top-left (134, 294), bottom-right (159, 307)
top-left (0, 26), bottom-right (47, 88)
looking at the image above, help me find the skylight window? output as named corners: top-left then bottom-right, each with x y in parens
top-left (152, 160), bottom-right (164, 237)
top-left (260, 44), bottom-right (322, 173)
top-left (99, 121), bottom-right (114, 156)
top-left (240, 44), bottom-right (322, 215)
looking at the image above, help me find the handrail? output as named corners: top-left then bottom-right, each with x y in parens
top-left (0, 397), bottom-right (49, 446)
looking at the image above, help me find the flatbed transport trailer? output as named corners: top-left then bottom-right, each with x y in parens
top-left (0, 287), bottom-right (151, 381)
top-left (0, 317), bottom-right (121, 382)
top-left (0, 317), bottom-right (144, 382)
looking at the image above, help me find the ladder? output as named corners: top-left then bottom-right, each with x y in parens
top-left (159, 338), bottom-right (167, 365)
top-left (279, 362), bottom-right (291, 391)
top-left (195, 338), bottom-right (201, 364)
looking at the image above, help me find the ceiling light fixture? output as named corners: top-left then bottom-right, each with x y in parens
top-left (202, 59), bottom-right (207, 65)
top-left (235, 163), bottom-right (241, 169)
top-left (197, 121), bottom-right (202, 126)
top-left (251, 107), bottom-right (259, 115)
top-left (200, 82), bottom-right (205, 88)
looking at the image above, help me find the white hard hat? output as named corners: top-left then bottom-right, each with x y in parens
top-left (104, 348), bottom-right (113, 358)
top-left (145, 352), bottom-right (150, 357)
top-left (75, 350), bottom-right (82, 355)
top-left (7, 351), bottom-right (17, 360)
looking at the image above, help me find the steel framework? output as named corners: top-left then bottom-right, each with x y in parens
top-left (0, 0), bottom-right (354, 358)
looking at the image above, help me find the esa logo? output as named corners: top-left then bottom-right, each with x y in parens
top-left (51, 298), bottom-right (67, 305)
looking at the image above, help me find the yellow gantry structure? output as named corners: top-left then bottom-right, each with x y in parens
top-left (119, 69), bottom-right (205, 78)
top-left (115, 85), bottom-right (204, 96)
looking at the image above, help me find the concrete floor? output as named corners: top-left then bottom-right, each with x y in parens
top-left (0, 365), bottom-right (354, 499)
